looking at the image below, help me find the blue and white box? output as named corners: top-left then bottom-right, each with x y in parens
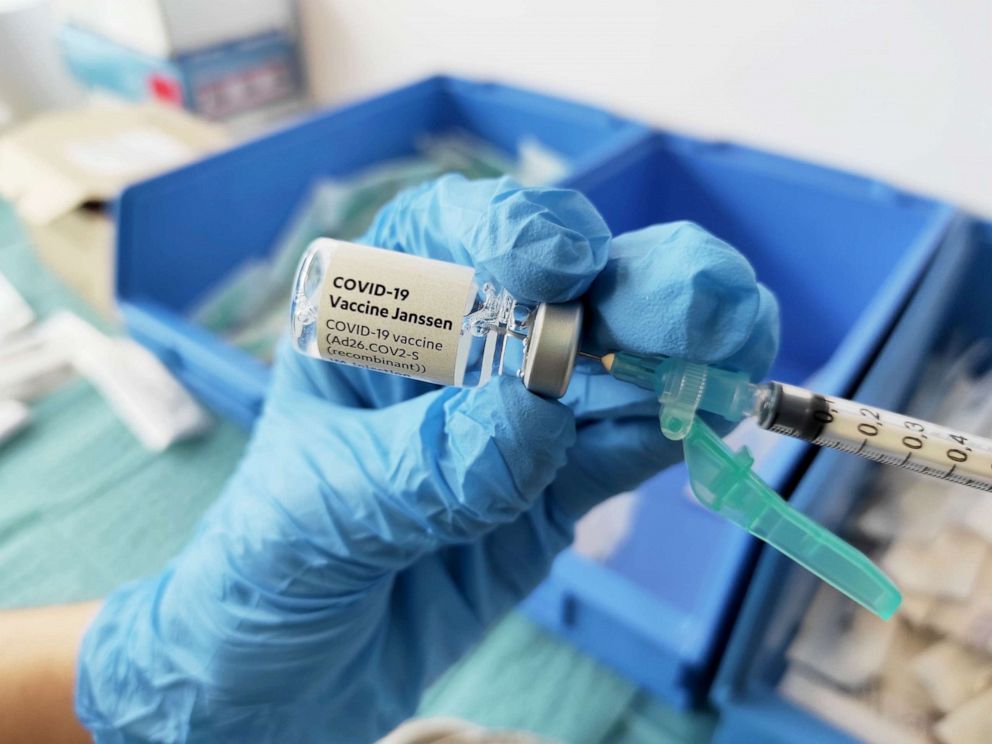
top-left (57, 0), bottom-right (302, 119)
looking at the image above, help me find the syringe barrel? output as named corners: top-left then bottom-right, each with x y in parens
top-left (758, 382), bottom-right (992, 492)
top-left (756, 382), bottom-right (834, 440)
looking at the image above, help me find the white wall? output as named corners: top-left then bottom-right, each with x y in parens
top-left (298, 0), bottom-right (992, 217)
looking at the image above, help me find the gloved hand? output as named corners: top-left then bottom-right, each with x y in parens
top-left (76, 175), bottom-right (779, 743)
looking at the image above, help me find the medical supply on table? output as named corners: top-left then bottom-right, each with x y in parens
top-left (0, 104), bottom-right (227, 315)
top-left (0, 399), bottom-right (30, 448)
top-left (912, 640), bottom-right (992, 714)
top-left (0, 226), bottom-right (248, 613)
top-left (196, 134), bottom-right (569, 362)
top-left (787, 582), bottom-right (900, 690)
top-left (0, 326), bottom-right (74, 402)
top-left (779, 619), bottom-right (935, 744)
top-left (780, 345), bottom-right (992, 744)
top-left (0, 262), bottom-right (211, 451)
top-left (0, 269), bottom-right (75, 401)
top-left (0, 0), bottom-right (83, 130)
top-left (45, 312), bottom-right (212, 451)
top-left (58, 0), bottom-right (302, 121)
top-left (0, 271), bottom-right (34, 340)
top-left (58, 0), bottom-right (306, 123)
top-left (883, 528), bottom-right (986, 601)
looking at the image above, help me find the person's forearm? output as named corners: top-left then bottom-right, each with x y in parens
top-left (0, 601), bottom-right (100, 744)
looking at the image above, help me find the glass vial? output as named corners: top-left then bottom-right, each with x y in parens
top-left (291, 238), bottom-right (582, 397)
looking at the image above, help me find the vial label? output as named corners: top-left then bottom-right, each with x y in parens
top-left (316, 240), bottom-right (476, 385)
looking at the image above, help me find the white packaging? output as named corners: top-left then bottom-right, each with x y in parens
top-left (855, 476), bottom-right (957, 543)
top-left (779, 668), bottom-right (932, 744)
top-left (0, 327), bottom-right (74, 402)
top-left (951, 491), bottom-right (992, 545)
top-left (882, 529), bottom-right (987, 600)
top-left (912, 640), bottom-right (992, 714)
top-left (573, 491), bottom-right (638, 560)
top-left (45, 312), bottom-right (211, 451)
top-left (786, 584), bottom-right (898, 690)
top-left (0, 0), bottom-right (83, 128)
top-left (0, 105), bottom-right (226, 315)
top-left (925, 559), bottom-right (992, 651)
top-left (899, 591), bottom-right (936, 627)
top-left (934, 687), bottom-right (992, 744)
top-left (0, 399), bottom-right (30, 447)
top-left (0, 104), bottom-right (226, 225)
top-left (56, 0), bottom-right (294, 57)
top-left (0, 271), bottom-right (34, 342)
top-left (876, 623), bottom-right (938, 727)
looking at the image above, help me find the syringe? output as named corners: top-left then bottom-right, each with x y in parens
top-left (597, 350), bottom-right (992, 492)
top-left (584, 350), bottom-right (904, 619)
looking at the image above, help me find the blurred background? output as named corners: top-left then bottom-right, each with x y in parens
top-left (297, 0), bottom-right (992, 218)
top-left (3, 0), bottom-right (990, 214)
top-left (2, 2), bottom-right (992, 743)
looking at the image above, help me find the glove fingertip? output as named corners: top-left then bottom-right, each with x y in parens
top-left (586, 221), bottom-right (761, 362)
top-left (362, 174), bottom-right (508, 264)
top-left (470, 187), bottom-right (611, 303)
top-left (439, 377), bottom-right (575, 527)
top-left (486, 375), bottom-right (577, 448)
top-left (672, 222), bottom-right (759, 362)
top-left (718, 282), bottom-right (782, 381)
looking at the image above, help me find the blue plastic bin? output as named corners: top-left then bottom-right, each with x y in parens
top-left (522, 132), bottom-right (954, 706)
top-left (116, 75), bottom-right (958, 710)
top-left (114, 76), bottom-right (649, 423)
top-left (710, 218), bottom-right (988, 742)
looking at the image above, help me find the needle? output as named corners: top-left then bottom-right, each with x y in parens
top-left (576, 350), bottom-right (615, 372)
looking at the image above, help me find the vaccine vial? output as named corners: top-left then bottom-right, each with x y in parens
top-left (291, 238), bottom-right (582, 397)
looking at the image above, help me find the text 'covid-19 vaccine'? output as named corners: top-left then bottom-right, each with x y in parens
top-left (291, 238), bottom-right (582, 397)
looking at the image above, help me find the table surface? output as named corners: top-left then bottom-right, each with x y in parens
top-left (0, 201), bottom-right (713, 743)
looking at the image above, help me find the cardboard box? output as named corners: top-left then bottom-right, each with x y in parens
top-left (56, 0), bottom-right (303, 121)
top-left (26, 207), bottom-right (115, 316)
top-left (0, 104), bottom-right (227, 315)
top-left (56, 0), bottom-right (295, 57)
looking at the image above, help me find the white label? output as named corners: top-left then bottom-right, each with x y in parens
top-left (316, 240), bottom-right (476, 385)
top-left (43, 312), bottom-right (211, 451)
top-left (0, 399), bottom-right (30, 447)
top-left (0, 272), bottom-right (34, 342)
top-left (63, 128), bottom-right (195, 176)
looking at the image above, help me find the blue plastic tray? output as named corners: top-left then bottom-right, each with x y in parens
top-left (711, 218), bottom-right (988, 742)
top-left (522, 132), bottom-right (954, 706)
top-left (116, 76), bottom-right (956, 709)
top-left (114, 75), bottom-right (649, 423)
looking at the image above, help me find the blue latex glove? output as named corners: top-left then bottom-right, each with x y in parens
top-left (76, 175), bottom-right (779, 743)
